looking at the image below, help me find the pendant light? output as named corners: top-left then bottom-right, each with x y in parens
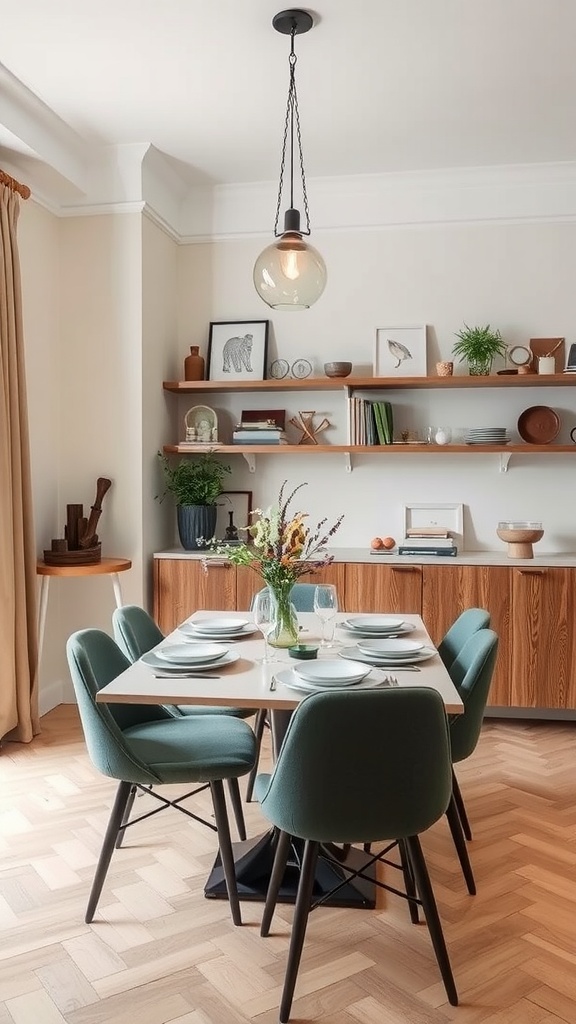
top-left (253, 9), bottom-right (327, 311)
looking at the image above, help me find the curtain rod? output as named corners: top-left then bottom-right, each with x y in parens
top-left (0, 168), bottom-right (31, 200)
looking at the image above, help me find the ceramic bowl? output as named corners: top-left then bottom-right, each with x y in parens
top-left (324, 361), bottom-right (352, 378)
top-left (288, 644), bottom-right (319, 660)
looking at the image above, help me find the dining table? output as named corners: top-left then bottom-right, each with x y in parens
top-left (96, 610), bottom-right (464, 909)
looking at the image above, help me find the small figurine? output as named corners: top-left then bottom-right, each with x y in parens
top-left (288, 411), bottom-right (331, 445)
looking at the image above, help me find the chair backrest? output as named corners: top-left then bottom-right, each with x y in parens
top-left (258, 686), bottom-right (452, 845)
top-left (251, 583), bottom-right (318, 613)
top-left (66, 628), bottom-right (165, 785)
top-left (438, 608), bottom-right (491, 670)
top-left (113, 604), bottom-right (164, 662)
top-left (448, 628), bottom-right (499, 763)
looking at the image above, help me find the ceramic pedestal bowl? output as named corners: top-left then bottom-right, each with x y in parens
top-left (497, 521), bottom-right (544, 558)
top-left (324, 361), bottom-right (352, 378)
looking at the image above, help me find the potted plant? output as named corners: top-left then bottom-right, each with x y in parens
top-left (157, 452), bottom-right (231, 550)
top-left (452, 323), bottom-right (507, 376)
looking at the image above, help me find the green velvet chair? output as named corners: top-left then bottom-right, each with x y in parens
top-left (66, 628), bottom-right (257, 926)
top-left (255, 686), bottom-right (458, 1021)
top-left (448, 627), bottom-right (499, 841)
top-left (438, 607), bottom-right (490, 670)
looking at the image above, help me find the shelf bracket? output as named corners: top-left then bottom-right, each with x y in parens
top-left (344, 452), bottom-right (352, 473)
top-left (499, 452), bottom-right (511, 474)
top-left (242, 452), bottom-right (256, 473)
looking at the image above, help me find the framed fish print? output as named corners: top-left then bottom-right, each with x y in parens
top-left (374, 325), bottom-right (428, 378)
top-left (207, 320), bottom-right (269, 382)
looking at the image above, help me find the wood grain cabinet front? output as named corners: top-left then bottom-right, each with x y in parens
top-left (345, 562), bottom-right (422, 614)
top-left (510, 567), bottom-right (576, 709)
top-left (154, 558), bottom-right (236, 634)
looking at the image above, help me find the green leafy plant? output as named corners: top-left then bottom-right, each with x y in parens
top-left (452, 323), bottom-right (507, 374)
top-left (157, 452), bottom-right (231, 506)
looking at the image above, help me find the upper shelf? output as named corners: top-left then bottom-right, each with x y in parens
top-left (163, 374), bottom-right (576, 394)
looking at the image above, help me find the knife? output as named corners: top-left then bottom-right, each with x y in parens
top-left (153, 673), bottom-right (222, 679)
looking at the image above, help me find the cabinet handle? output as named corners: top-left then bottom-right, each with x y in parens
top-left (516, 569), bottom-right (545, 576)
top-left (205, 559), bottom-right (232, 568)
top-left (392, 566), bottom-right (419, 573)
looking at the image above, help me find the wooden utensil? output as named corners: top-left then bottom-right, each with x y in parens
top-left (79, 477), bottom-right (112, 548)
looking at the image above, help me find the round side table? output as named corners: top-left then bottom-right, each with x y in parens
top-left (36, 557), bottom-right (132, 661)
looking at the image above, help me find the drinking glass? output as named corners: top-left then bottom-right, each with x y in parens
top-left (314, 584), bottom-right (339, 647)
top-left (252, 589), bottom-right (276, 664)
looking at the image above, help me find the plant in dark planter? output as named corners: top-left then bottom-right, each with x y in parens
top-left (452, 323), bottom-right (507, 376)
top-left (157, 452), bottom-right (231, 550)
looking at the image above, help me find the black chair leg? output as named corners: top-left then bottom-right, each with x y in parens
top-left (446, 795), bottom-right (476, 895)
top-left (245, 708), bottom-right (267, 802)
top-left (398, 839), bottom-right (419, 923)
top-left (405, 835), bottom-right (458, 1007)
top-left (279, 840), bottom-right (319, 1024)
top-left (261, 828), bottom-right (292, 937)
top-left (115, 783), bottom-right (138, 848)
top-left (86, 780), bottom-right (132, 923)
top-left (227, 778), bottom-right (247, 841)
top-left (210, 779), bottom-right (242, 926)
top-left (452, 767), bottom-right (472, 840)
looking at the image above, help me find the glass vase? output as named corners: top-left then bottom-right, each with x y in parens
top-left (268, 582), bottom-right (299, 648)
top-left (467, 356), bottom-right (492, 376)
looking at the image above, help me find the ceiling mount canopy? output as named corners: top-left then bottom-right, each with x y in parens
top-left (253, 8), bottom-right (327, 312)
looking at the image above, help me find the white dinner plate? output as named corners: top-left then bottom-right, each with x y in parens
top-left (140, 649), bottom-right (239, 672)
top-left (180, 621), bottom-right (258, 640)
top-left (187, 617), bottom-right (249, 632)
top-left (294, 659), bottom-right (370, 685)
top-left (156, 642), bottom-right (227, 664)
top-left (344, 616), bottom-right (405, 632)
top-left (274, 667), bottom-right (384, 694)
top-left (340, 645), bottom-right (437, 666)
top-left (357, 638), bottom-right (424, 657)
top-left (339, 621), bottom-right (416, 638)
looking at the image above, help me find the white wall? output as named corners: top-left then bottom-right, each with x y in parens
top-left (177, 220), bottom-right (576, 551)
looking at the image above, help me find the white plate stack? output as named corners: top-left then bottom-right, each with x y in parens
top-left (465, 427), bottom-right (511, 445)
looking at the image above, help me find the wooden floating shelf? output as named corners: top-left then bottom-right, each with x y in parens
top-left (164, 444), bottom-right (576, 455)
top-left (164, 374), bottom-right (576, 394)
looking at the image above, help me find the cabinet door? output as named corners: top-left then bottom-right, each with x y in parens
top-left (235, 563), bottom-right (347, 612)
top-left (345, 563), bottom-right (422, 613)
top-left (511, 567), bottom-right (576, 709)
top-left (154, 559), bottom-right (236, 633)
top-left (422, 565), bottom-right (511, 706)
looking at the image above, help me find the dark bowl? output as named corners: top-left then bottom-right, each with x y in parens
top-left (324, 361), bottom-right (352, 378)
top-left (288, 644), bottom-right (320, 660)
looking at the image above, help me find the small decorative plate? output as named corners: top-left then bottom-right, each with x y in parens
top-left (291, 359), bottom-right (312, 379)
top-left (269, 359), bottom-right (290, 379)
top-left (517, 405), bottom-right (560, 445)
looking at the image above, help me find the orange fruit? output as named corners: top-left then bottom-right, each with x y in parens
top-left (381, 536), bottom-right (395, 549)
top-left (370, 537), bottom-right (384, 550)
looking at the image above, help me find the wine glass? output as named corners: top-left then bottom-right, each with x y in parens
top-left (252, 589), bottom-right (276, 664)
top-left (314, 584), bottom-right (339, 647)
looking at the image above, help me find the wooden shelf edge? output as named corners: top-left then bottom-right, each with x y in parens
top-left (163, 443), bottom-right (576, 455)
top-left (163, 374), bottom-right (576, 394)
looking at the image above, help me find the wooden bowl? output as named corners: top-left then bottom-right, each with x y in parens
top-left (496, 523), bottom-right (544, 558)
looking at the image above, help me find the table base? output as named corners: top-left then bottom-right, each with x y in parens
top-left (204, 830), bottom-right (376, 908)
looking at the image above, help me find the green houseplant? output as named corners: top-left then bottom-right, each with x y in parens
top-left (452, 323), bottom-right (507, 376)
top-left (157, 452), bottom-right (231, 550)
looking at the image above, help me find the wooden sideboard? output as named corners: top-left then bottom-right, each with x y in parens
top-left (153, 556), bottom-right (576, 711)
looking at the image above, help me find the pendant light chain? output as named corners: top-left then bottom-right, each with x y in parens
top-left (273, 28), bottom-right (311, 238)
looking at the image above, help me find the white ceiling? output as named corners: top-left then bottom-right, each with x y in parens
top-left (1, 0), bottom-right (576, 191)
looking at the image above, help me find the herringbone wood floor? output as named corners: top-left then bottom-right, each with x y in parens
top-left (1, 707), bottom-right (576, 1024)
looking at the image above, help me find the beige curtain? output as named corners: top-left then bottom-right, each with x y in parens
top-left (0, 179), bottom-right (39, 743)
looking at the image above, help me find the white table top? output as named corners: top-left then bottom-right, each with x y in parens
top-left (96, 612), bottom-right (464, 715)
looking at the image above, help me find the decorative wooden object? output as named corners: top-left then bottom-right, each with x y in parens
top-left (43, 477), bottom-right (112, 565)
top-left (288, 410), bottom-right (331, 445)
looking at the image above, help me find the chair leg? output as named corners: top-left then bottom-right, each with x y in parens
top-left (210, 779), bottom-right (242, 926)
top-left (446, 795), bottom-right (476, 895)
top-left (279, 840), bottom-right (319, 1024)
top-left (405, 835), bottom-right (458, 1007)
top-left (115, 783), bottom-right (138, 848)
top-left (226, 778), bottom-right (247, 841)
top-left (452, 767), bottom-right (472, 840)
top-left (245, 708), bottom-right (267, 802)
top-left (398, 838), bottom-right (419, 923)
top-left (261, 828), bottom-right (292, 937)
top-left (86, 780), bottom-right (132, 923)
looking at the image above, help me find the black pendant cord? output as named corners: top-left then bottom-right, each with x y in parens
top-left (273, 25), bottom-right (311, 237)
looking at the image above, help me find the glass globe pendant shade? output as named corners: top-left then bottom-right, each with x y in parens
top-left (254, 218), bottom-right (327, 311)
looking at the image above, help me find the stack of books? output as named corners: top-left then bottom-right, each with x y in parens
top-left (232, 420), bottom-right (288, 445)
top-left (398, 527), bottom-right (457, 557)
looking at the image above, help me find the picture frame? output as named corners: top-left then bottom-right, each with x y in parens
top-left (215, 490), bottom-right (253, 542)
top-left (374, 325), bottom-right (427, 377)
top-left (207, 320), bottom-right (269, 382)
top-left (403, 502), bottom-right (464, 548)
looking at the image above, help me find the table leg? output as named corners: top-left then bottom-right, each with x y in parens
top-left (37, 576), bottom-right (50, 664)
top-left (110, 573), bottom-right (124, 609)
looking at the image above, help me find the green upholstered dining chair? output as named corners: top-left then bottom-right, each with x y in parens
top-left (66, 628), bottom-right (256, 926)
top-left (244, 582), bottom-right (322, 803)
top-left (254, 686), bottom-right (458, 1021)
top-left (448, 628), bottom-right (499, 842)
top-left (438, 607), bottom-right (490, 671)
top-left (112, 604), bottom-right (254, 841)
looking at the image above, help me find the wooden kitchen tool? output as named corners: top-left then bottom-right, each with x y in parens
top-left (79, 477), bottom-right (112, 548)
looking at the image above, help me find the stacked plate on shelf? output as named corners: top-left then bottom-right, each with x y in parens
top-left (465, 427), bottom-right (511, 445)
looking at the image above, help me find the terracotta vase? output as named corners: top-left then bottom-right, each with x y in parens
top-left (184, 346), bottom-right (205, 381)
